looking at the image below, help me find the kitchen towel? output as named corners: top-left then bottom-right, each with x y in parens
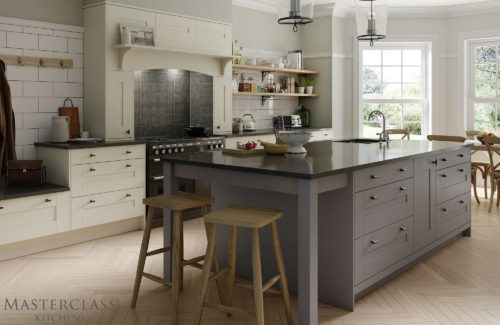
top-left (0, 60), bottom-right (16, 175)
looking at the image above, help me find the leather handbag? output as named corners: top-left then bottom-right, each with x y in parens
top-left (5, 160), bottom-right (46, 186)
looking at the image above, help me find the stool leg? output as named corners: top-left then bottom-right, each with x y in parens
top-left (179, 212), bottom-right (184, 291)
top-left (251, 228), bottom-right (264, 325)
top-left (172, 210), bottom-right (183, 325)
top-left (202, 205), bottom-right (226, 305)
top-left (270, 221), bottom-right (293, 325)
top-left (195, 223), bottom-right (218, 325)
top-left (226, 226), bottom-right (238, 308)
top-left (131, 207), bottom-right (154, 308)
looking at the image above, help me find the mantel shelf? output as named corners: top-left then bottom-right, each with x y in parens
top-left (114, 44), bottom-right (233, 60)
top-left (233, 92), bottom-right (319, 97)
top-left (232, 64), bottom-right (319, 75)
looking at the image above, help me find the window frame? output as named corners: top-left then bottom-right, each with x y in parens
top-left (358, 42), bottom-right (431, 138)
top-left (467, 38), bottom-right (500, 132)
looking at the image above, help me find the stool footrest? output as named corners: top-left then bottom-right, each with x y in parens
top-left (205, 303), bottom-right (255, 317)
top-left (235, 278), bottom-right (282, 295)
top-left (146, 246), bottom-right (172, 256)
top-left (182, 255), bottom-right (205, 268)
top-left (263, 274), bottom-right (281, 292)
top-left (142, 272), bottom-right (172, 287)
top-left (209, 266), bottom-right (230, 282)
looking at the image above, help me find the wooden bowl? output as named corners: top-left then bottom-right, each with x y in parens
top-left (477, 136), bottom-right (486, 144)
top-left (260, 141), bottom-right (288, 155)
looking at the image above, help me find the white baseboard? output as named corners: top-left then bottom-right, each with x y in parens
top-left (0, 216), bottom-right (143, 262)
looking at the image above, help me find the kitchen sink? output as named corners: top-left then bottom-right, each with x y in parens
top-left (334, 138), bottom-right (382, 144)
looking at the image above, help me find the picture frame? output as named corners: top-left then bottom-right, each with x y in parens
top-left (120, 25), bottom-right (155, 47)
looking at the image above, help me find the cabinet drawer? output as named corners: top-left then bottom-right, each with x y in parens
top-left (70, 158), bottom-right (145, 197)
top-left (106, 4), bottom-right (155, 35)
top-left (309, 130), bottom-right (333, 142)
top-left (155, 13), bottom-right (196, 50)
top-left (70, 144), bottom-right (145, 165)
top-left (354, 178), bottom-right (413, 239)
top-left (195, 20), bottom-right (231, 56)
top-left (71, 187), bottom-right (144, 230)
top-left (436, 163), bottom-right (470, 204)
top-left (435, 148), bottom-right (470, 170)
top-left (436, 194), bottom-right (469, 238)
top-left (0, 192), bottom-right (70, 245)
top-left (354, 160), bottom-right (413, 192)
top-left (354, 216), bottom-right (414, 285)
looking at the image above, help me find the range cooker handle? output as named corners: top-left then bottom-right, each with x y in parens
top-left (153, 176), bottom-right (164, 181)
top-left (153, 158), bottom-right (161, 163)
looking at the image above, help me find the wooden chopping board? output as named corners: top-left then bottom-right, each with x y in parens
top-left (59, 107), bottom-right (80, 139)
top-left (222, 148), bottom-right (265, 155)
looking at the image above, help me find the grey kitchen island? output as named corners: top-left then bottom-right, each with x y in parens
top-left (161, 140), bottom-right (472, 325)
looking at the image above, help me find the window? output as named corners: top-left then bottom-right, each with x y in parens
top-left (468, 39), bottom-right (500, 132)
top-left (359, 43), bottom-right (429, 139)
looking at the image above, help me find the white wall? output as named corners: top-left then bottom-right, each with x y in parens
top-left (0, 0), bottom-right (83, 26)
top-left (0, 16), bottom-right (84, 159)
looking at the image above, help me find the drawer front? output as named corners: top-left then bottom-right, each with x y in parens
top-left (155, 13), bottom-right (196, 50)
top-left (436, 163), bottom-right (470, 204)
top-left (70, 144), bottom-right (145, 165)
top-left (355, 216), bottom-right (414, 285)
top-left (309, 130), bottom-right (333, 142)
top-left (354, 178), bottom-right (413, 239)
top-left (0, 192), bottom-right (70, 245)
top-left (436, 194), bottom-right (469, 238)
top-left (195, 20), bottom-right (231, 55)
top-left (106, 4), bottom-right (155, 35)
top-left (354, 160), bottom-right (413, 192)
top-left (70, 158), bottom-right (145, 197)
top-left (71, 187), bottom-right (144, 230)
top-left (435, 148), bottom-right (471, 170)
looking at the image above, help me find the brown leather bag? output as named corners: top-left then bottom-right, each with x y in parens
top-left (5, 160), bottom-right (46, 186)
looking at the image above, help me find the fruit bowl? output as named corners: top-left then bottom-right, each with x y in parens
top-left (477, 132), bottom-right (497, 144)
top-left (278, 131), bottom-right (312, 154)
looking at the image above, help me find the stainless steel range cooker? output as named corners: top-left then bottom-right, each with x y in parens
top-left (141, 136), bottom-right (225, 227)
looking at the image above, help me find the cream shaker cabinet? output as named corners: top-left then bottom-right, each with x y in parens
top-left (105, 70), bottom-right (134, 139)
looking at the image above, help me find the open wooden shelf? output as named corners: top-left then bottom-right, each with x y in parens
top-left (232, 64), bottom-right (319, 75)
top-left (232, 92), bottom-right (319, 97)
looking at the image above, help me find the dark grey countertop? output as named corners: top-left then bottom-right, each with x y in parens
top-left (221, 128), bottom-right (332, 138)
top-left (35, 139), bottom-right (146, 149)
top-left (0, 182), bottom-right (69, 200)
top-left (161, 140), bottom-right (472, 179)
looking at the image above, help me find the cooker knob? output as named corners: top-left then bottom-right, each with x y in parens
top-left (180, 147), bottom-right (185, 153)
top-left (168, 148), bottom-right (172, 154)
top-left (161, 149), bottom-right (166, 154)
top-left (219, 144), bottom-right (224, 149)
top-left (209, 145), bottom-right (214, 150)
top-left (174, 147), bottom-right (179, 153)
top-left (154, 150), bottom-right (160, 155)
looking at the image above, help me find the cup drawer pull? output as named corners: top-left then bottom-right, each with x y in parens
top-left (126, 164), bottom-right (132, 168)
top-left (459, 169), bottom-right (465, 172)
top-left (458, 154), bottom-right (464, 157)
top-left (45, 199), bottom-right (52, 202)
top-left (441, 174), bottom-right (447, 177)
top-left (370, 195), bottom-right (379, 200)
top-left (442, 208), bottom-right (448, 212)
top-left (370, 175), bottom-right (379, 179)
top-left (89, 200), bottom-right (96, 203)
top-left (126, 150), bottom-right (132, 154)
top-left (89, 168), bottom-right (96, 172)
top-left (459, 200), bottom-right (465, 204)
top-left (370, 240), bottom-right (379, 245)
top-left (400, 187), bottom-right (407, 191)
top-left (441, 158), bottom-right (448, 161)
top-left (400, 168), bottom-right (408, 172)
top-left (89, 154), bottom-right (96, 157)
top-left (126, 193), bottom-right (132, 197)
top-left (400, 226), bottom-right (407, 231)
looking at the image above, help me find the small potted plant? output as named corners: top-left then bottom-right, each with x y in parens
top-left (296, 76), bottom-right (306, 94)
top-left (305, 78), bottom-right (315, 94)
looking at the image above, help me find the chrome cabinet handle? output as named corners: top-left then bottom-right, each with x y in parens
top-left (45, 199), bottom-right (52, 202)
top-left (89, 154), bottom-right (96, 157)
top-left (400, 226), bottom-right (407, 231)
top-left (89, 200), bottom-right (96, 203)
top-left (370, 195), bottom-right (379, 200)
top-left (153, 176), bottom-right (164, 181)
top-left (370, 240), bottom-right (379, 245)
top-left (370, 175), bottom-right (379, 179)
top-left (400, 168), bottom-right (408, 172)
top-left (442, 208), bottom-right (448, 212)
top-left (400, 187), bottom-right (407, 191)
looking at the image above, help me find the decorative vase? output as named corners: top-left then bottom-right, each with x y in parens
top-left (297, 87), bottom-right (305, 94)
top-left (305, 86), bottom-right (314, 94)
top-left (51, 116), bottom-right (70, 143)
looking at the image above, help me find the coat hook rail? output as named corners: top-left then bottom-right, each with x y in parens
top-left (0, 54), bottom-right (73, 69)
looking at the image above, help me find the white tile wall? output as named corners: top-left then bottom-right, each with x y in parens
top-left (0, 16), bottom-right (83, 159)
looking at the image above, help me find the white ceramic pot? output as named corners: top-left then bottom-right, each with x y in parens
top-left (51, 116), bottom-right (70, 143)
top-left (305, 86), bottom-right (314, 94)
top-left (297, 87), bottom-right (305, 94)
top-left (278, 131), bottom-right (312, 154)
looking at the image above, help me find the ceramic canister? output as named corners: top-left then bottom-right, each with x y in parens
top-left (51, 116), bottom-right (70, 142)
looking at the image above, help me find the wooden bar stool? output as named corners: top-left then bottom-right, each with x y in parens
top-left (131, 192), bottom-right (223, 325)
top-left (195, 205), bottom-right (293, 325)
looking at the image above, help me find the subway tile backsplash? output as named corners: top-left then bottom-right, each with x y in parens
top-left (134, 69), bottom-right (213, 138)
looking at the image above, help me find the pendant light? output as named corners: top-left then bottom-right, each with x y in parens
top-left (355, 0), bottom-right (388, 46)
top-left (278, 0), bottom-right (314, 32)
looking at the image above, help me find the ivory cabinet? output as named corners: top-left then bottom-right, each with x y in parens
top-left (0, 191), bottom-right (70, 246)
top-left (37, 144), bottom-right (146, 230)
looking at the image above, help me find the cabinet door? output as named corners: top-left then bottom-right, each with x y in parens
top-left (155, 13), bottom-right (196, 51)
top-left (213, 75), bottom-right (232, 133)
top-left (413, 155), bottom-right (436, 251)
top-left (195, 20), bottom-right (232, 56)
top-left (106, 70), bottom-right (134, 140)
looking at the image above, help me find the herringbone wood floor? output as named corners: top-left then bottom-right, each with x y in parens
top-left (1, 190), bottom-right (500, 325)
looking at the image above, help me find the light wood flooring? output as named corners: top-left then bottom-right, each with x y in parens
top-left (1, 190), bottom-right (500, 325)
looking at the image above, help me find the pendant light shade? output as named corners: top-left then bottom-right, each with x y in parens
top-left (278, 0), bottom-right (314, 32)
top-left (355, 0), bottom-right (388, 46)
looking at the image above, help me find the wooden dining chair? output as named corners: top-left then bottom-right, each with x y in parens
top-left (465, 130), bottom-right (490, 200)
top-left (483, 137), bottom-right (500, 212)
top-left (427, 135), bottom-right (480, 203)
top-left (384, 129), bottom-right (410, 140)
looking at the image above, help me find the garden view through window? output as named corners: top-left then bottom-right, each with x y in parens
top-left (360, 43), bottom-right (429, 139)
top-left (470, 41), bottom-right (500, 132)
